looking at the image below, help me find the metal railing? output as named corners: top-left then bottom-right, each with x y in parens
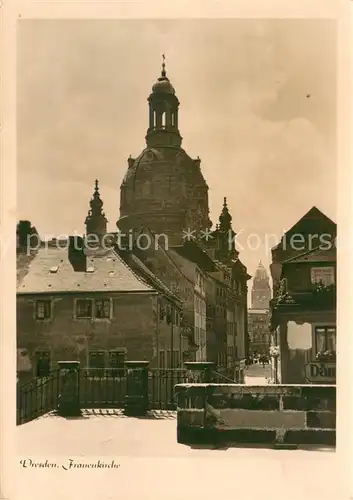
top-left (149, 369), bottom-right (189, 410)
top-left (17, 369), bottom-right (61, 425)
top-left (17, 366), bottom-right (240, 424)
top-left (80, 368), bottom-right (126, 409)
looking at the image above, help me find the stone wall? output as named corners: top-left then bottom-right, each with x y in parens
top-left (176, 383), bottom-right (335, 447)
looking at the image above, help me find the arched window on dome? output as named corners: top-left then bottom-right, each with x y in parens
top-left (161, 112), bottom-right (166, 128)
top-left (153, 111), bottom-right (157, 128)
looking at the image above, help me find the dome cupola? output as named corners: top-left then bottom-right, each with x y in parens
top-left (146, 54), bottom-right (182, 149)
top-left (152, 56), bottom-right (175, 95)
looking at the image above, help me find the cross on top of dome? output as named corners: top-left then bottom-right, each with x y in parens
top-left (152, 54), bottom-right (175, 95)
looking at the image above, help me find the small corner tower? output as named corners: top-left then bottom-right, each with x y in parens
top-left (213, 197), bottom-right (238, 263)
top-left (85, 180), bottom-right (108, 242)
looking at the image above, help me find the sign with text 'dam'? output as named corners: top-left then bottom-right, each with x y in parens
top-left (304, 362), bottom-right (336, 383)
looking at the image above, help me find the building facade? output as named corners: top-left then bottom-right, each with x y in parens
top-left (248, 309), bottom-right (270, 355)
top-left (269, 207), bottom-right (336, 384)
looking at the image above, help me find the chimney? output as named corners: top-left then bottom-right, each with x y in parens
top-left (68, 236), bottom-right (87, 272)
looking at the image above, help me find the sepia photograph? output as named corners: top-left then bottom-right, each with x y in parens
top-left (5, 10), bottom-right (350, 499)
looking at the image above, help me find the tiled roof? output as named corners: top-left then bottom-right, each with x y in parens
top-left (17, 246), bottom-right (155, 294)
top-left (171, 242), bottom-right (216, 272)
top-left (283, 246), bottom-right (336, 264)
top-left (271, 207), bottom-right (336, 251)
top-left (122, 252), bottom-right (182, 304)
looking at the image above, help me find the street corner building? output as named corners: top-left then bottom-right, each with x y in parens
top-left (16, 59), bottom-right (251, 383)
top-left (269, 207), bottom-right (337, 385)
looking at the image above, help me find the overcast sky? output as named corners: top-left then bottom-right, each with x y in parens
top-left (17, 19), bottom-right (337, 286)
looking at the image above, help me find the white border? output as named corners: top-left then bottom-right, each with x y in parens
top-left (1, 1), bottom-right (352, 499)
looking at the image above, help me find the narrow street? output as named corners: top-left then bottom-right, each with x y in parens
top-left (244, 362), bottom-right (272, 385)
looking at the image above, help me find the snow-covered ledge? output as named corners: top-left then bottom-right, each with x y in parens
top-left (175, 383), bottom-right (336, 448)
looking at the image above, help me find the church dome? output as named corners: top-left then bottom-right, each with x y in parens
top-left (119, 147), bottom-right (210, 242)
top-left (117, 57), bottom-right (212, 242)
top-left (152, 76), bottom-right (175, 95)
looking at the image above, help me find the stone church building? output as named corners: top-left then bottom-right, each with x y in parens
top-left (17, 59), bottom-right (250, 382)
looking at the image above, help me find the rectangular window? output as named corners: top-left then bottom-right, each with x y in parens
top-left (108, 350), bottom-right (126, 376)
top-left (315, 326), bottom-right (336, 353)
top-left (311, 267), bottom-right (335, 286)
top-left (36, 300), bottom-right (51, 320)
top-left (76, 299), bottom-right (93, 319)
top-left (95, 299), bottom-right (111, 319)
top-left (35, 351), bottom-right (51, 377)
top-left (89, 350), bottom-right (105, 376)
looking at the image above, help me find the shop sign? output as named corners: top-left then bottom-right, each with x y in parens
top-left (304, 362), bottom-right (336, 382)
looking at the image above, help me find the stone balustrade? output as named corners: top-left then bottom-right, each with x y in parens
top-left (175, 383), bottom-right (335, 448)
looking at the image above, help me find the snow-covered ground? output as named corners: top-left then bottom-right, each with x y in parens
top-left (15, 410), bottom-right (343, 500)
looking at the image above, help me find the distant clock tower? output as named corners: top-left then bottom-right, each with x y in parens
top-left (251, 261), bottom-right (271, 309)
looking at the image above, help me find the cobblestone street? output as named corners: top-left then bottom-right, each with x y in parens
top-left (16, 411), bottom-right (343, 500)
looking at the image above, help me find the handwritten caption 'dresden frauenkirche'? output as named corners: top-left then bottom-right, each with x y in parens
top-left (20, 459), bottom-right (121, 470)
